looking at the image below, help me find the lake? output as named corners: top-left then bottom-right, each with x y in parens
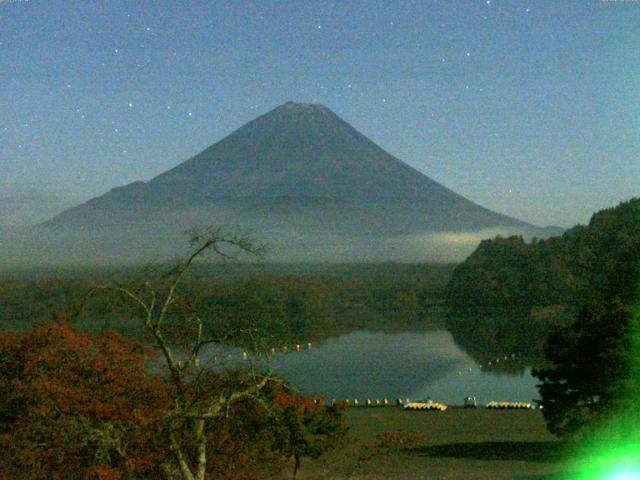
top-left (269, 330), bottom-right (540, 405)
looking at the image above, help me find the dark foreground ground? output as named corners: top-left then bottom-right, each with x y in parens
top-left (300, 407), bottom-right (566, 480)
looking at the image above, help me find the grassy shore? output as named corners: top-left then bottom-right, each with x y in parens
top-left (300, 407), bottom-right (566, 480)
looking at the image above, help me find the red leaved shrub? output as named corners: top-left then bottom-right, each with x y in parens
top-left (0, 321), bottom-right (169, 479)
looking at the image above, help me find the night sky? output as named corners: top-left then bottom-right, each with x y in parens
top-left (1, 0), bottom-right (638, 227)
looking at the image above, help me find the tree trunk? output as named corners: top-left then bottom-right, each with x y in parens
top-left (165, 417), bottom-right (195, 480)
top-left (194, 418), bottom-right (207, 480)
top-left (292, 453), bottom-right (301, 480)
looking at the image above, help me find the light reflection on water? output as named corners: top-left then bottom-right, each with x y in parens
top-left (269, 330), bottom-right (540, 405)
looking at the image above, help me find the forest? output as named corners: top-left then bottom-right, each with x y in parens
top-left (444, 198), bottom-right (640, 369)
top-left (446, 198), bottom-right (640, 316)
top-left (0, 262), bottom-right (453, 340)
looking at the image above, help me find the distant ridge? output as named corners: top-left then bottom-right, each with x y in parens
top-left (30, 102), bottom-right (552, 264)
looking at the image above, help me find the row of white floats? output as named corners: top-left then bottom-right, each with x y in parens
top-left (332, 398), bottom-right (395, 407)
top-left (331, 398), bottom-right (447, 410)
top-left (485, 401), bottom-right (534, 410)
top-left (455, 353), bottom-right (521, 378)
top-left (210, 342), bottom-right (313, 364)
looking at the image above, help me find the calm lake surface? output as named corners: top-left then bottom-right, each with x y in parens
top-left (269, 330), bottom-right (539, 405)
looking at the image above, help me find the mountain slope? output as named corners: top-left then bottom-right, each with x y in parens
top-left (46, 102), bottom-right (526, 236)
top-left (20, 101), bottom-right (553, 265)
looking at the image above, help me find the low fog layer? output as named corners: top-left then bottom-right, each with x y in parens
top-left (0, 190), bottom-right (82, 228)
top-left (0, 220), bottom-right (555, 267)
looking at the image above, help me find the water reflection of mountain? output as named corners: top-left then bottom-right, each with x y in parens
top-left (273, 331), bottom-right (463, 399)
top-left (269, 330), bottom-right (539, 403)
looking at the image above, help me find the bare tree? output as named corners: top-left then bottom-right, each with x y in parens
top-left (85, 227), bottom-right (282, 480)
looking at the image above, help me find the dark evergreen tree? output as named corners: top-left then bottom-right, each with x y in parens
top-left (533, 233), bottom-right (640, 437)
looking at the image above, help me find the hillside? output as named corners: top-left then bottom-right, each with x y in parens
top-left (444, 198), bottom-right (640, 367)
top-left (446, 197), bottom-right (640, 315)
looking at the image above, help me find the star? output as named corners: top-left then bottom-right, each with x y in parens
top-left (166, 105), bottom-right (171, 110)
top-left (188, 111), bottom-right (193, 116)
top-left (114, 48), bottom-right (119, 53)
top-left (466, 52), bottom-right (470, 57)
top-left (128, 103), bottom-right (133, 108)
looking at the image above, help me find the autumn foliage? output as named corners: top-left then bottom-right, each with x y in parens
top-left (0, 321), bottom-right (346, 479)
top-left (0, 320), bottom-right (169, 479)
top-left (273, 390), bottom-right (347, 479)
